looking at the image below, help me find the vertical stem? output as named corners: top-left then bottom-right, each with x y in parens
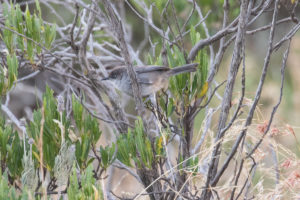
top-left (39, 106), bottom-right (46, 199)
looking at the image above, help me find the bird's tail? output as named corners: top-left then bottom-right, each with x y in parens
top-left (169, 63), bottom-right (198, 76)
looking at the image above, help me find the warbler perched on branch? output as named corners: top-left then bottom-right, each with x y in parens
top-left (102, 63), bottom-right (198, 97)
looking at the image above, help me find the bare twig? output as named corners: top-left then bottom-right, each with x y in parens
top-left (201, 1), bottom-right (249, 199)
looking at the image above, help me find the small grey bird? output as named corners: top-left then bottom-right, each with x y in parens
top-left (102, 63), bottom-right (198, 97)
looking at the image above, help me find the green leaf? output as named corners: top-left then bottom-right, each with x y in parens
top-left (35, 0), bottom-right (42, 19)
top-left (186, 156), bottom-right (199, 175)
top-left (25, 5), bottom-right (33, 35)
top-left (7, 131), bottom-right (23, 178)
top-left (72, 95), bottom-right (84, 131)
top-left (166, 45), bottom-right (176, 68)
top-left (79, 134), bottom-right (91, 168)
top-left (155, 54), bottom-right (163, 66)
top-left (6, 53), bottom-right (18, 89)
top-left (15, 5), bottom-right (24, 51)
top-left (135, 118), bottom-right (153, 168)
top-left (145, 138), bottom-right (153, 167)
top-left (191, 49), bottom-right (209, 99)
top-left (159, 97), bottom-right (166, 113)
top-left (67, 164), bottom-right (80, 199)
top-left (33, 16), bottom-right (41, 53)
top-left (81, 164), bottom-right (96, 196)
top-left (3, 19), bottom-right (14, 53)
top-left (75, 142), bottom-right (82, 167)
top-left (167, 98), bottom-right (175, 117)
top-left (190, 26), bottom-right (197, 45)
top-left (147, 53), bottom-right (153, 65)
top-left (26, 40), bottom-right (34, 62)
top-left (155, 136), bottom-right (164, 157)
top-left (190, 26), bottom-right (201, 46)
top-left (0, 171), bottom-right (11, 199)
top-left (45, 24), bottom-right (56, 49)
top-left (116, 134), bottom-right (132, 167)
top-left (99, 143), bottom-right (115, 169)
top-left (0, 66), bottom-right (5, 95)
top-left (0, 126), bottom-right (10, 160)
top-left (155, 0), bottom-right (168, 13)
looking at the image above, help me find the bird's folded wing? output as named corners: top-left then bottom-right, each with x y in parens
top-left (137, 77), bottom-right (153, 85)
top-left (135, 66), bottom-right (170, 74)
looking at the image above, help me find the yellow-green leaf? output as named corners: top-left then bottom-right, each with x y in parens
top-left (199, 82), bottom-right (208, 98)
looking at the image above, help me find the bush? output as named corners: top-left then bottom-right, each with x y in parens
top-left (0, 0), bottom-right (299, 199)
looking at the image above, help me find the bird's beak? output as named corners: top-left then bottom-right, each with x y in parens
top-left (101, 77), bottom-right (109, 81)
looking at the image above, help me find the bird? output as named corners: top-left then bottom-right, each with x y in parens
top-left (102, 63), bottom-right (198, 97)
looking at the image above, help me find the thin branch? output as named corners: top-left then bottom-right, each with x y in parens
top-left (234, 156), bottom-right (257, 200)
top-left (247, 38), bottom-right (291, 158)
top-left (101, 0), bottom-right (147, 128)
top-left (201, 1), bottom-right (249, 198)
top-left (112, 160), bottom-right (143, 184)
top-left (211, 0), bottom-right (281, 187)
top-left (272, 21), bottom-right (300, 51)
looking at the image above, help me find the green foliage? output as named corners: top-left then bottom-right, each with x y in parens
top-left (0, 118), bottom-right (23, 178)
top-left (0, 1), bottom-right (56, 96)
top-left (169, 27), bottom-right (208, 102)
top-left (6, 51), bottom-right (18, 87)
top-left (0, 86), bottom-right (111, 198)
top-left (72, 95), bottom-right (102, 143)
top-left (7, 131), bottom-right (24, 178)
top-left (117, 118), bottom-right (154, 168)
top-left (44, 24), bottom-right (56, 49)
top-left (26, 89), bottom-right (104, 172)
top-left (116, 129), bottom-right (135, 167)
top-left (0, 164), bottom-right (103, 199)
top-left (99, 143), bottom-right (116, 169)
top-left (0, 67), bottom-right (6, 95)
top-left (186, 156), bottom-right (199, 175)
top-left (27, 87), bottom-right (67, 171)
top-left (72, 95), bottom-right (102, 169)
top-left (150, 27), bottom-right (208, 117)
top-left (155, 135), bottom-right (166, 157)
top-left (1, 1), bottom-right (56, 62)
top-left (167, 45), bottom-right (188, 95)
top-left (0, 53), bottom-right (18, 95)
top-left (75, 132), bottom-right (93, 169)
top-left (178, 155), bottom-right (199, 176)
top-left (159, 97), bottom-right (175, 117)
top-left (153, 0), bottom-right (168, 12)
top-left (68, 165), bottom-right (80, 200)
top-left (68, 164), bottom-right (103, 200)
top-left (135, 119), bottom-right (153, 168)
top-left (0, 171), bottom-right (29, 200)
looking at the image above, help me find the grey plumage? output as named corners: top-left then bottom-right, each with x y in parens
top-left (103, 63), bottom-right (198, 96)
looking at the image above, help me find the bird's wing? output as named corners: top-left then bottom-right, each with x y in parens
top-left (135, 66), bottom-right (170, 74)
top-left (138, 79), bottom-right (153, 84)
top-left (137, 75), bottom-right (153, 84)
